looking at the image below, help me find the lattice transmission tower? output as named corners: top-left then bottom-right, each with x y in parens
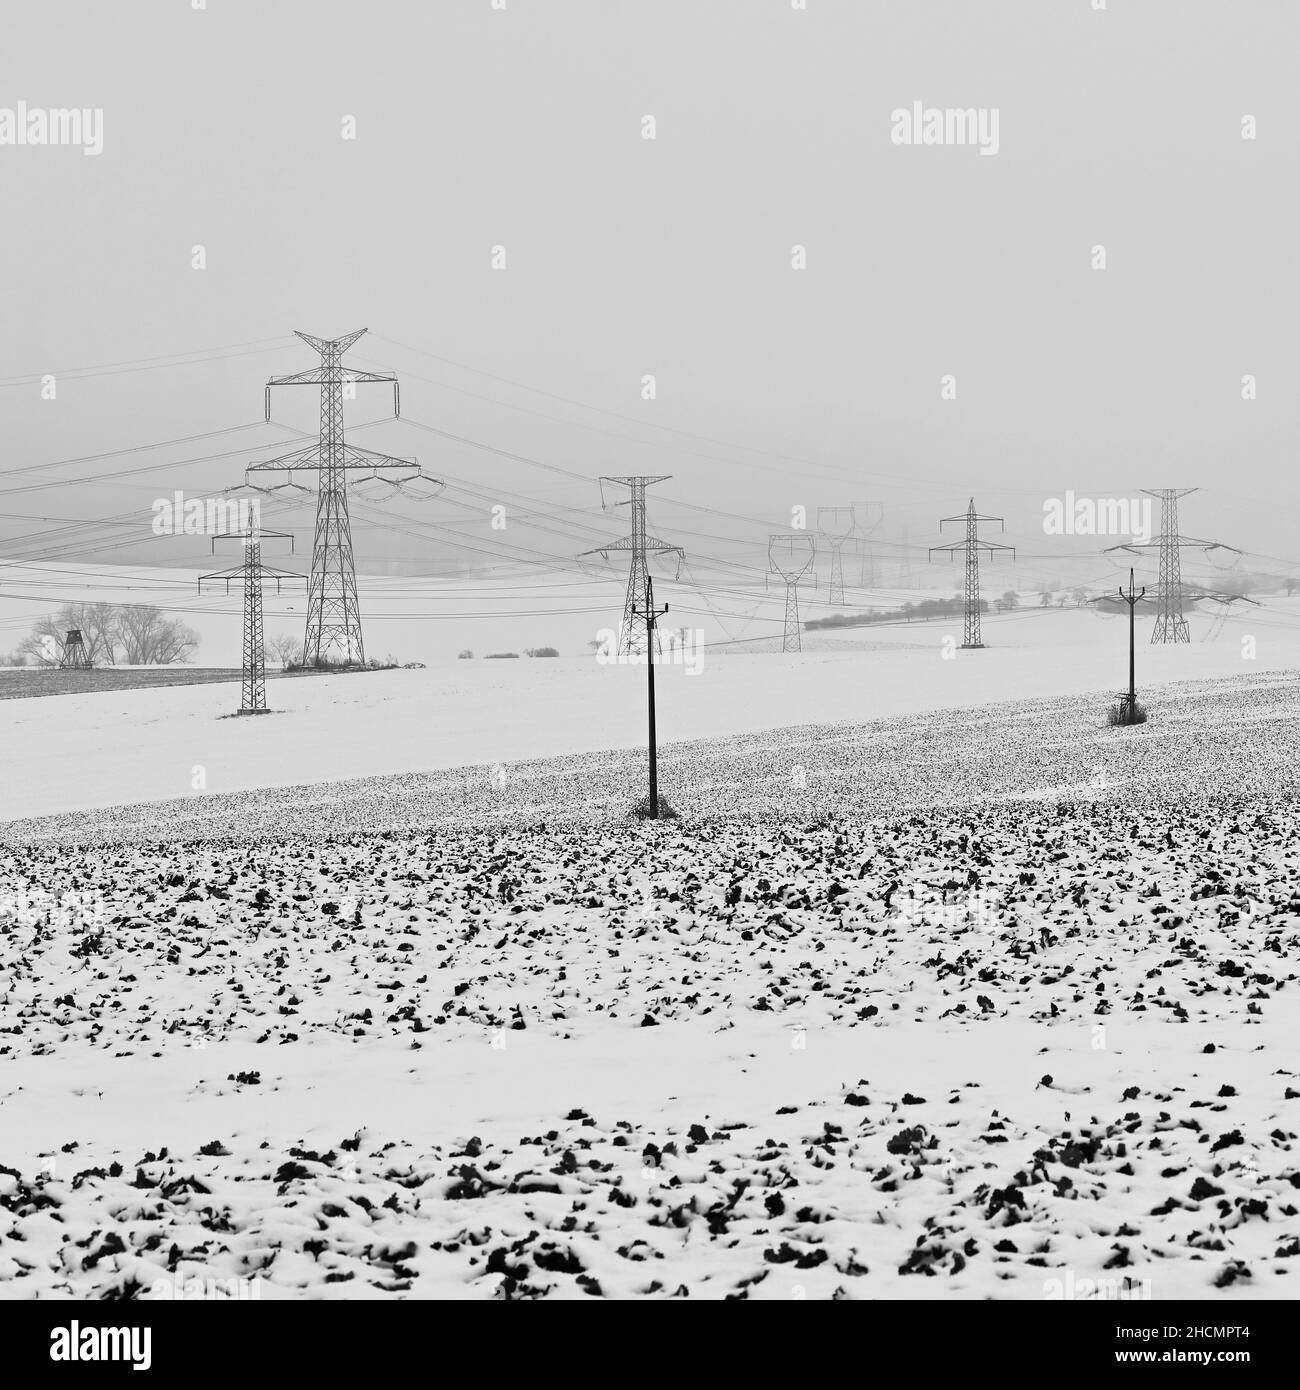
top-left (853, 501), bottom-right (885, 587)
top-left (200, 526), bottom-right (302, 715)
top-left (581, 476), bottom-right (683, 658)
top-left (930, 499), bottom-right (1014, 649)
top-left (245, 330), bottom-right (437, 668)
top-left (817, 507), bottom-right (855, 605)
top-left (1105, 488), bottom-right (1241, 644)
top-left (769, 534), bottom-right (816, 653)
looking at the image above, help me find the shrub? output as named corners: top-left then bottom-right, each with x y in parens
top-left (1108, 697), bottom-right (1148, 727)
top-left (632, 793), bottom-right (679, 820)
top-left (458, 649), bottom-right (474, 659)
top-left (484, 652), bottom-right (520, 659)
top-left (525, 647), bottom-right (560, 658)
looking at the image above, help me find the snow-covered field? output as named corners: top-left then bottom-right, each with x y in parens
top-left (0, 598), bottom-right (1296, 823)
top-left (2, 648), bottom-right (1298, 1300)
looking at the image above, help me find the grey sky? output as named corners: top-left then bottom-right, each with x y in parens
top-left (3, 0), bottom-right (1297, 588)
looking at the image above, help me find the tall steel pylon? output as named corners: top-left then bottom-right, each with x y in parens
top-left (200, 526), bottom-right (302, 715)
top-left (581, 476), bottom-right (683, 658)
top-left (1106, 489), bottom-right (1241, 644)
top-left (245, 330), bottom-right (437, 668)
top-left (769, 534), bottom-right (816, 652)
top-left (853, 501), bottom-right (885, 587)
top-left (930, 499), bottom-right (1014, 649)
top-left (817, 507), bottom-right (856, 605)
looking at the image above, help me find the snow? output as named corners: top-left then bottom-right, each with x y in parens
top-left (0, 599), bottom-right (1295, 824)
top-left (1, 585), bottom-right (1298, 1300)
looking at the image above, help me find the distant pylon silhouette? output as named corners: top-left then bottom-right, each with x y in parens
top-left (930, 499), bottom-right (1014, 649)
top-left (60, 630), bottom-right (91, 669)
top-left (1106, 489), bottom-right (1242, 644)
top-left (582, 476), bottom-right (683, 658)
top-left (246, 330), bottom-right (436, 668)
top-left (853, 501), bottom-right (884, 587)
top-left (769, 533), bottom-right (816, 652)
top-left (200, 525), bottom-right (303, 715)
top-left (817, 507), bottom-right (855, 605)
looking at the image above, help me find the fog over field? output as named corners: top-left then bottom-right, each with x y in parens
top-left (1, 0), bottom-right (1297, 1371)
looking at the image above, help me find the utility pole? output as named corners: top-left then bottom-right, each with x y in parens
top-left (581, 476), bottom-right (683, 659)
top-left (632, 574), bottom-right (669, 818)
top-left (245, 330), bottom-right (438, 668)
top-left (816, 507), bottom-right (855, 605)
top-left (930, 499), bottom-right (1015, 648)
top-left (1106, 488), bottom-right (1241, 644)
top-left (1116, 567), bottom-right (1145, 723)
top-left (199, 525), bottom-right (302, 715)
top-left (768, 533), bottom-right (816, 652)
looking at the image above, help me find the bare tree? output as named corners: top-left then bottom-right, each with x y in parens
top-left (16, 613), bottom-right (65, 666)
top-left (266, 632), bottom-right (301, 667)
top-left (113, 606), bottom-right (199, 665)
top-left (17, 602), bottom-right (121, 666)
top-left (67, 602), bottom-right (118, 664)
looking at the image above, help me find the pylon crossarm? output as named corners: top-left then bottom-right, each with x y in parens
top-left (211, 528), bottom-right (295, 545)
top-left (1186, 539), bottom-right (1243, 555)
top-left (580, 536), bottom-right (680, 556)
top-left (248, 444), bottom-right (320, 470)
top-left (266, 368), bottom-right (334, 388)
top-left (598, 475), bottom-right (671, 512)
top-left (579, 538), bottom-right (634, 556)
top-left (340, 444), bottom-right (419, 470)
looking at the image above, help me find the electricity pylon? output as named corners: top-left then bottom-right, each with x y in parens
top-left (769, 533), bottom-right (816, 653)
top-left (200, 526), bottom-right (303, 715)
top-left (930, 499), bottom-right (1014, 649)
top-left (581, 476), bottom-right (683, 658)
top-left (817, 507), bottom-right (856, 605)
top-left (59, 630), bottom-right (91, 669)
top-left (1106, 488), bottom-right (1241, 644)
top-left (246, 330), bottom-right (438, 668)
top-left (853, 501), bottom-right (885, 587)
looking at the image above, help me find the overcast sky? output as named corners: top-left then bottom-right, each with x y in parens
top-left (3, 0), bottom-right (1297, 588)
